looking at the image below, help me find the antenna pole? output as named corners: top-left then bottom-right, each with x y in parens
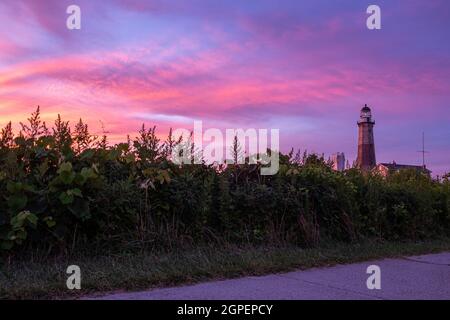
top-left (417, 132), bottom-right (429, 168)
top-left (422, 132), bottom-right (424, 167)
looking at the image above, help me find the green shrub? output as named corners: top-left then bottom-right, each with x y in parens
top-left (0, 108), bottom-right (449, 256)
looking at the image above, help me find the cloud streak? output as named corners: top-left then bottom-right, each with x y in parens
top-left (0, 0), bottom-right (449, 174)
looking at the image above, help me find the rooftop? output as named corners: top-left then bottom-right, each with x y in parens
top-left (378, 162), bottom-right (431, 173)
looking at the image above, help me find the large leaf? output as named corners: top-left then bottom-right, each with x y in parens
top-left (7, 181), bottom-right (23, 193)
top-left (59, 191), bottom-right (74, 205)
top-left (58, 162), bottom-right (73, 173)
top-left (7, 194), bottom-right (27, 211)
top-left (80, 149), bottom-right (95, 160)
top-left (59, 171), bottom-right (75, 185)
top-left (71, 188), bottom-right (83, 197)
top-left (38, 161), bottom-right (49, 177)
top-left (10, 211), bottom-right (37, 226)
top-left (43, 216), bottom-right (56, 228)
top-left (57, 162), bottom-right (75, 185)
top-left (81, 167), bottom-right (97, 180)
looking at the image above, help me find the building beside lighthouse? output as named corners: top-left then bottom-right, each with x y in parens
top-left (375, 162), bottom-right (431, 177)
top-left (356, 104), bottom-right (376, 171)
top-left (331, 152), bottom-right (345, 171)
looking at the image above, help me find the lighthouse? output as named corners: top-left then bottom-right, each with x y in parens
top-left (356, 104), bottom-right (376, 170)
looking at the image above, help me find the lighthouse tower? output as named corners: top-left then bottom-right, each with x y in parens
top-left (356, 105), bottom-right (376, 170)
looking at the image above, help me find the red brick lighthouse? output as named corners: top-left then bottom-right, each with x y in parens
top-left (356, 105), bottom-right (376, 170)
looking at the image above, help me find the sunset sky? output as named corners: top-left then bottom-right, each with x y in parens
top-left (0, 0), bottom-right (449, 174)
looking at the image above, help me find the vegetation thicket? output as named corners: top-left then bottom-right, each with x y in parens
top-left (1, 107), bottom-right (449, 257)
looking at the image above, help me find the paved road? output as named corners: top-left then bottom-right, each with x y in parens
top-left (91, 252), bottom-right (450, 300)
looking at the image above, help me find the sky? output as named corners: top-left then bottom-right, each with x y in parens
top-left (0, 0), bottom-right (449, 175)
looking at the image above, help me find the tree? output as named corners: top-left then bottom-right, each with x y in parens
top-left (231, 135), bottom-right (243, 165)
top-left (134, 124), bottom-right (161, 162)
top-left (53, 115), bottom-right (72, 155)
top-left (0, 122), bottom-right (14, 149)
top-left (96, 121), bottom-right (109, 150)
top-left (20, 106), bottom-right (48, 141)
top-left (73, 118), bottom-right (95, 153)
top-left (303, 153), bottom-right (330, 168)
top-left (162, 128), bottom-right (182, 160)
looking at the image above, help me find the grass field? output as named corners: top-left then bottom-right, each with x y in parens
top-left (1, 238), bottom-right (450, 300)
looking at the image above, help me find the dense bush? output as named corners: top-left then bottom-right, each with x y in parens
top-left (1, 107), bottom-right (449, 255)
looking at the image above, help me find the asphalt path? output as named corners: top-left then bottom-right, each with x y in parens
top-left (90, 252), bottom-right (450, 300)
